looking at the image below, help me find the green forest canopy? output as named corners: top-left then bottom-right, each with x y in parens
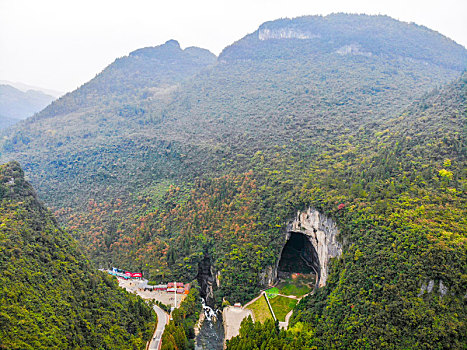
top-left (0, 162), bottom-right (155, 349)
top-left (0, 14), bottom-right (465, 349)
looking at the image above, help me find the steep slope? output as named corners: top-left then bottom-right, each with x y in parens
top-left (225, 72), bottom-right (466, 349)
top-left (0, 84), bottom-right (55, 129)
top-left (0, 13), bottom-right (465, 269)
top-left (288, 70), bottom-right (467, 350)
top-left (220, 13), bottom-right (466, 69)
top-left (33, 39), bottom-right (216, 120)
top-left (0, 40), bottom-right (216, 212)
top-left (0, 162), bottom-right (154, 349)
top-left (0, 14), bottom-right (465, 349)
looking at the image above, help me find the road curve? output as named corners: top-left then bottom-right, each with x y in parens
top-left (149, 304), bottom-right (169, 350)
top-left (115, 278), bottom-right (169, 350)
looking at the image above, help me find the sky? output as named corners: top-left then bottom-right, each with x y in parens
top-left (1, 0), bottom-right (466, 94)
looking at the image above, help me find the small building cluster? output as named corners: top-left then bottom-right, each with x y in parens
top-left (108, 267), bottom-right (191, 295)
top-left (143, 282), bottom-right (190, 294)
top-left (108, 267), bottom-right (143, 280)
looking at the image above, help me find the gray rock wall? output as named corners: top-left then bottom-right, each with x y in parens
top-left (287, 208), bottom-right (342, 287)
top-left (258, 28), bottom-right (320, 40)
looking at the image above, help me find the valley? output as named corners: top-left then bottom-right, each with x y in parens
top-left (1, 13), bottom-right (466, 350)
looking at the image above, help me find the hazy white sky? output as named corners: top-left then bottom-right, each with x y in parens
top-left (1, 0), bottom-right (466, 93)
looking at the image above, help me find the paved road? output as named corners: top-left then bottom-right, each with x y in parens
top-left (115, 278), bottom-right (169, 350)
top-left (149, 304), bottom-right (168, 350)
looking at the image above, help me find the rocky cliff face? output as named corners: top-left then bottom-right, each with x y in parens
top-left (260, 208), bottom-right (342, 288)
top-left (258, 28), bottom-right (320, 40)
top-left (259, 265), bottom-right (277, 287)
top-left (287, 208), bottom-right (342, 287)
top-left (197, 257), bottom-right (217, 306)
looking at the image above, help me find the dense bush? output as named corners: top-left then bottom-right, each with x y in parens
top-left (0, 162), bottom-right (155, 349)
top-left (161, 288), bottom-right (201, 350)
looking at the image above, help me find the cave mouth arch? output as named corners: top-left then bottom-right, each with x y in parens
top-left (277, 232), bottom-right (320, 282)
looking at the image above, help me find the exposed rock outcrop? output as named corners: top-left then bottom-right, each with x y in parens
top-left (260, 209), bottom-right (342, 288)
top-left (419, 279), bottom-right (450, 297)
top-left (197, 257), bottom-right (217, 306)
top-left (439, 280), bottom-right (448, 296)
top-left (286, 208), bottom-right (342, 287)
top-left (258, 265), bottom-right (276, 286)
top-left (335, 43), bottom-right (373, 57)
top-left (258, 28), bottom-right (320, 40)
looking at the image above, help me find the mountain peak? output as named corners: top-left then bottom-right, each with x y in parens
top-left (164, 39), bottom-right (181, 48)
top-left (25, 39), bottom-right (216, 120)
top-left (219, 14), bottom-right (467, 70)
top-left (129, 39), bottom-right (183, 58)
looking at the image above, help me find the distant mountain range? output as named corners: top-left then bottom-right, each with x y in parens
top-left (0, 84), bottom-right (56, 129)
top-left (0, 80), bottom-right (63, 98)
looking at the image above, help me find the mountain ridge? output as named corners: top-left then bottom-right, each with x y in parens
top-left (0, 161), bottom-right (154, 349)
top-left (29, 39), bottom-right (216, 122)
top-left (0, 80), bottom-right (63, 98)
top-left (219, 14), bottom-right (467, 69)
top-left (0, 13), bottom-right (466, 349)
top-left (0, 14), bottom-right (464, 249)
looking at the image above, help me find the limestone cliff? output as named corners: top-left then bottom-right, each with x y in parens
top-left (258, 28), bottom-right (320, 40)
top-left (260, 208), bottom-right (342, 289)
top-left (287, 208), bottom-right (342, 287)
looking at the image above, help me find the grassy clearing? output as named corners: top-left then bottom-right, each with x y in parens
top-left (246, 295), bottom-right (273, 323)
top-left (265, 287), bottom-right (279, 298)
top-left (278, 283), bottom-right (309, 297)
top-left (276, 274), bottom-right (314, 297)
top-left (269, 296), bottom-right (298, 322)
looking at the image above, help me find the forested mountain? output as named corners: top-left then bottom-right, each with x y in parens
top-left (226, 70), bottom-right (467, 350)
top-left (32, 39), bottom-right (216, 120)
top-left (220, 14), bottom-right (466, 69)
top-left (1, 14), bottom-right (464, 230)
top-left (0, 84), bottom-right (55, 129)
top-left (0, 14), bottom-right (466, 348)
top-left (0, 162), bottom-right (154, 349)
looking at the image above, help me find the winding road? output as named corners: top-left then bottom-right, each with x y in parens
top-left (149, 304), bottom-right (168, 350)
top-left (114, 277), bottom-right (169, 350)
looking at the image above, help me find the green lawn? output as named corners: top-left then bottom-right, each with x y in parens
top-left (276, 274), bottom-right (314, 297)
top-left (265, 287), bottom-right (279, 298)
top-left (246, 295), bottom-right (273, 323)
top-left (269, 296), bottom-right (298, 322)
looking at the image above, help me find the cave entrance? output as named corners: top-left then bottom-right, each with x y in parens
top-left (277, 232), bottom-right (319, 280)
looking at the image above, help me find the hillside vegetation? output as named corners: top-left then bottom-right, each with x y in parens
top-left (0, 162), bottom-right (154, 349)
top-left (225, 72), bottom-right (467, 348)
top-left (1, 16), bottom-right (465, 265)
top-left (0, 14), bottom-right (466, 348)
